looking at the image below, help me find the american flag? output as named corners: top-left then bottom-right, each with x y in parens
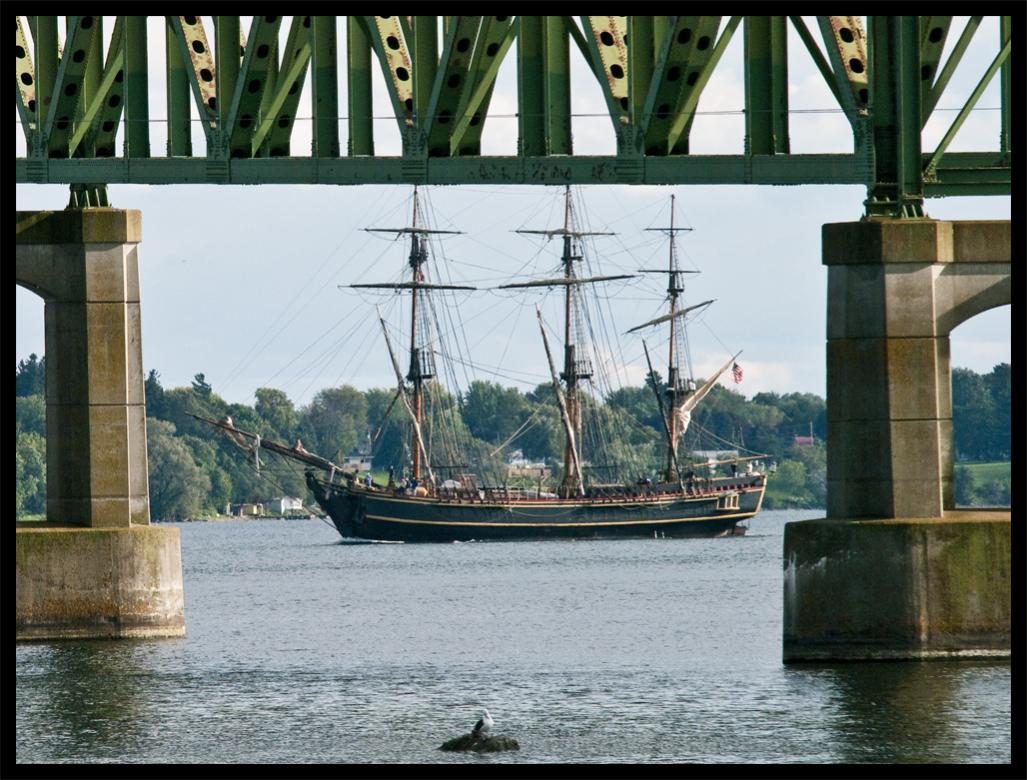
top-left (732, 362), bottom-right (743, 383)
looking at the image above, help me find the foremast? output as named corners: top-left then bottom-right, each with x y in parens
top-left (348, 186), bottom-right (473, 491)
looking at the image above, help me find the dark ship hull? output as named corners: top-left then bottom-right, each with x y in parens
top-left (307, 472), bottom-right (765, 543)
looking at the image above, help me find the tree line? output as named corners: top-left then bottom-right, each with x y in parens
top-left (16, 354), bottom-right (1010, 519)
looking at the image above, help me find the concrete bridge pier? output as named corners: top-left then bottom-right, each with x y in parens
top-left (16, 209), bottom-right (185, 640)
top-left (783, 219), bottom-right (1010, 661)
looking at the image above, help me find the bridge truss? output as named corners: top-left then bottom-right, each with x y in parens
top-left (14, 15), bottom-right (1011, 216)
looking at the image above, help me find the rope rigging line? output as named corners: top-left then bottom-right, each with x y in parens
top-left (216, 187), bottom-right (395, 396)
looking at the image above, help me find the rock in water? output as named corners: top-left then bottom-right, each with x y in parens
top-left (439, 732), bottom-right (520, 753)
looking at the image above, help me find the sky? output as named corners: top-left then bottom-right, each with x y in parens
top-left (15, 17), bottom-right (1011, 409)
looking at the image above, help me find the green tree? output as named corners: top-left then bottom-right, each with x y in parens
top-left (987, 363), bottom-right (1010, 460)
top-left (789, 443), bottom-right (827, 507)
top-left (147, 418), bottom-right (212, 520)
top-left (16, 394), bottom-right (47, 438)
top-left (16, 353), bottom-right (46, 397)
top-left (16, 430), bottom-right (47, 517)
top-left (254, 387), bottom-right (298, 439)
top-left (162, 385), bottom-right (228, 438)
top-left (300, 385), bottom-right (368, 463)
top-left (954, 465), bottom-right (979, 507)
top-left (952, 367), bottom-right (994, 461)
top-left (773, 460), bottom-right (809, 504)
top-left (460, 380), bottom-right (529, 444)
top-left (606, 385), bottom-right (662, 432)
top-left (191, 372), bottom-right (213, 399)
top-left (145, 369), bottom-right (168, 420)
top-left (424, 382), bottom-right (481, 476)
top-left (364, 387), bottom-right (406, 472)
top-left (514, 400), bottom-right (561, 464)
top-left (978, 479), bottom-right (1010, 507)
top-left (178, 434), bottom-right (234, 512)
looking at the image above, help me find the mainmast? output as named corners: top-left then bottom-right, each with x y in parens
top-left (662, 196), bottom-right (688, 482)
top-left (344, 186), bottom-right (472, 489)
top-left (505, 186), bottom-right (629, 498)
top-left (559, 187), bottom-right (584, 497)
top-left (407, 188), bottom-right (429, 483)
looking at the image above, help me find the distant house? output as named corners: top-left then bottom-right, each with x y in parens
top-left (691, 449), bottom-right (739, 463)
top-left (794, 422), bottom-right (816, 446)
top-left (505, 449), bottom-right (551, 478)
top-left (230, 503), bottom-right (264, 517)
top-left (266, 497), bottom-right (304, 515)
top-left (342, 454), bottom-right (373, 473)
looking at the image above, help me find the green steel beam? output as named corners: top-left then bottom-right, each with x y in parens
top-left (923, 37), bottom-right (1010, 177)
top-left (364, 15), bottom-right (415, 138)
top-left (15, 149), bottom-right (1008, 192)
top-left (517, 17), bottom-right (546, 156)
top-left (69, 17), bottom-right (124, 158)
top-left (346, 17), bottom-right (371, 156)
top-left (545, 16), bottom-right (571, 155)
top-left (1000, 16), bottom-right (1010, 154)
top-left (582, 16), bottom-right (631, 143)
top-left (925, 16), bottom-right (981, 118)
top-left (640, 15), bottom-right (687, 151)
top-left (667, 16), bottom-right (740, 153)
top-left (450, 16), bottom-right (517, 156)
top-left (564, 16), bottom-right (594, 72)
top-left (166, 19), bottom-right (191, 155)
top-left (15, 17), bottom-right (36, 143)
top-left (224, 16), bottom-right (283, 158)
top-left (167, 16), bottom-right (219, 149)
top-left (424, 16), bottom-right (484, 155)
top-left (66, 181), bottom-right (109, 208)
top-left (44, 16), bottom-right (97, 158)
top-left (33, 16), bottom-right (58, 146)
top-left (865, 16), bottom-right (923, 218)
top-left (918, 16), bottom-right (951, 125)
top-left (924, 152), bottom-right (1011, 196)
top-left (744, 16), bottom-right (789, 155)
top-left (412, 16), bottom-right (438, 126)
top-left (124, 15), bottom-right (150, 157)
top-left (313, 16), bottom-right (340, 157)
top-left (256, 27), bottom-right (280, 156)
top-left (788, 16), bottom-right (843, 107)
top-left (215, 17), bottom-right (242, 131)
top-left (454, 83), bottom-right (495, 157)
top-left (13, 15), bottom-right (1010, 197)
top-left (628, 15), bottom-right (653, 143)
top-left (398, 16), bottom-right (414, 52)
top-left (76, 15), bottom-right (103, 157)
top-left (256, 15), bottom-right (313, 156)
top-left (642, 16), bottom-right (727, 155)
top-left (18, 152), bottom-right (864, 185)
top-left (817, 16), bottom-right (869, 126)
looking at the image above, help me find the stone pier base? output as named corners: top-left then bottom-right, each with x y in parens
top-left (783, 511), bottom-right (1010, 661)
top-left (16, 524), bottom-right (186, 640)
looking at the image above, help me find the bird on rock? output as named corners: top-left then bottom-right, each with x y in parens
top-left (471, 709), bottom-right (494, 737)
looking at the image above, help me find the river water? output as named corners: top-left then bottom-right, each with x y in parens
top-left (15, 510), bottom-right (1011, 765)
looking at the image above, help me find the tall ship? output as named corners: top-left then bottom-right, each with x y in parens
top-left (201, 187), bottom-right (767, 542)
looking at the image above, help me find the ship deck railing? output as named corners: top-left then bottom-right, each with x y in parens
top-left (421, 476), bottom-right (763, 504)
